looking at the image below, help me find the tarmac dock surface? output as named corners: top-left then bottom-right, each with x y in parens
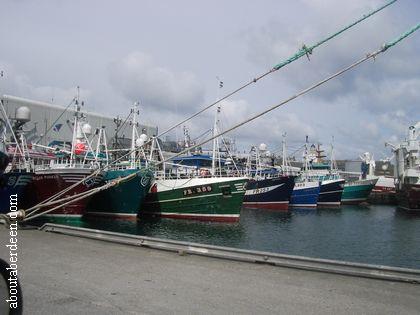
top-left (1, 226), bottom-right (419, 314)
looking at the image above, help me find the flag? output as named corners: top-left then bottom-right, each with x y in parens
top-left (53, 123), bottom-right (63, 132)
top-left (219, 81), bottom-right (223, 88)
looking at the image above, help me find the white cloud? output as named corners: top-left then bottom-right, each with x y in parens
top-left (241, 0), bottom-right (419, 158)
top-left (1, 1), bottom-right (418, 159)
top-left (108, 52), bottom-right (205, 113)
top-left (0, 61), bottom-right (89, 105)
top-left (212, 99), bottom-right (317, 152)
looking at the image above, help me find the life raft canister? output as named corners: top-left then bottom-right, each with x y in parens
top-left (150, 183), bottom-right (158, 193)
top-left (199, 168), bottom-right (210, 177)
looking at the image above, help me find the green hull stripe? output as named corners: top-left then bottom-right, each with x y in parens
top-left (144, 191), bottom-right (244, 204)
top-left (342, 184), bottom-right (375, 201)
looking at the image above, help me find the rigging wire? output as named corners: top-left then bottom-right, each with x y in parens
top-left (36, 97), bottom-right (76, 144)
top-left (20, 21), bottom-right (419, 221)
top-left (18, 0), bottom-right (398, 214)
top-left (152, 22), bottom-right (420, 169)
top-left (154, 0), bottom-right (397, 140)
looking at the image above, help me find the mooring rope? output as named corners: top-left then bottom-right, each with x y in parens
top-left (20, 22), bottom-right (419, 222)
top-left (22, 169), bottom-right (148, 221)
top-left (17, 1), bottom-right (396, 217)
top-left (24, 182), bottom-right (101, 217)
top-left (152, 23), bottom-right (420, 169)
top-left (20, 24), bottom-right (419, 224)
top-left (272, 0), bottom-right (398, 70)
top-left (23, 180), bottom-right (120, 221)
top-left (154, 0), bottom-right (398, 140)
top-left (22, 168), bottom-right (102, 214)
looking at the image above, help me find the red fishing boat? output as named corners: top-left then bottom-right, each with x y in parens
top-left (27, 100), bottom-right (103, 221)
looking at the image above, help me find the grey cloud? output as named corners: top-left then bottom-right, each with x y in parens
top-left (1, 0), bottom-right (418, 159)
top-left (108, 52), bottom-right (205, 114)
top-left (0, 61), bottom-right (89, 104)
top-left (241, 0), bottom-right (419, 158)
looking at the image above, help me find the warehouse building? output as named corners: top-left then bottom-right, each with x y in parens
top-left (1, 94), bottom-right (158, 148)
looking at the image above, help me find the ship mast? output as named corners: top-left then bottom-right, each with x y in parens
top-left (183, 126), bottom-right (191, 153)
top-left (211, 106), bottom-right (221, 176)
top-left (302, 135), bottom-right (310, 181)
top-left (281, 132), bottom-right (287, 172)
top-left (212, 77), bottom-right (223, 177)
top-left (330, 136), bottom-right (337, 172)
top-left (70, 87), bottom-right (81, 167)
top-left (130, 101), bottom-right (140, 168)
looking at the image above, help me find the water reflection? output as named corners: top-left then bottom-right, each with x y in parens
top-left (83, 216), bottom-right (247, 248)
top-left (33, 204), bottom-right (420, 269)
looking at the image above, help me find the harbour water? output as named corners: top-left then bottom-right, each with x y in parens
top-left (51, 205), bottom-right (420, 269)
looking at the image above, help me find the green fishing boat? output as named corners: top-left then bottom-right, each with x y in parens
top-left (342, 178), bottom-right (378, 204)
top-left (142, 177), bottom-right (247, 222)
top-left (86, 168), bottom-right (153, 220)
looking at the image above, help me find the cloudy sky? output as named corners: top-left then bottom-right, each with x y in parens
top-left (0, 0), bottom-right (419, 159)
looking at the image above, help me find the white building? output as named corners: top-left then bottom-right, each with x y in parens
top-left (1, 94), bottom-right (158, 147)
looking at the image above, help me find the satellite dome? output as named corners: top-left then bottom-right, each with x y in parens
top-left (15, 106), bottom-right (31, 122)
top-left (82, 123), bottom-right (92, 135)
top-left (258, 143), bottom-right (267, 151)
top-left (139, 134), bottom-right (148, 142)
top-left (135, 138), bottom-right (144, 147)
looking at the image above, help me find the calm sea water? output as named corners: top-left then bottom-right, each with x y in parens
top-left (64, 205), bottom-right (420, 269)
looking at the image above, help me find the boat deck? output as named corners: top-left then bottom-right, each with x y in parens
top-left (0, 225), bottom-right (419, 314)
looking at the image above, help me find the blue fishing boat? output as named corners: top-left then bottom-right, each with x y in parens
top-left (244, 174), bottom-right (295, 210)
top-left (0, 171), bottom-right (32, 213)
top-left (305, 143), bottom-right (345, 207)
top-left (289, 179), bottom-right (320, 208)
top-left (243, 145), bottom-right (295, 210)
top-left (0, 109), bottom-right (56, 213)
top-left (316, 177), bottom-right (345, 207)
top-left (0, 118), bottom-right (8, 175)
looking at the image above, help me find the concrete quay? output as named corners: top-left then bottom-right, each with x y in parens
top-left (0, 225), bottom-right (419, 314)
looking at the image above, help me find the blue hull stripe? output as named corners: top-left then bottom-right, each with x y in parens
top-left (244, 177), bottom-right (295, 204)
top-left (289, 186), bottom-right (320, 206)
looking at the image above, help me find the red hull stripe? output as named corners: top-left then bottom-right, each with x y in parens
top-left (372, 187), bottom-right (396, 193)
top-left (243, 202), bottom-right (289, 210)
top-left (85, 212), bottom-right (138, 221)
top-left (141, 212), bottom-right (239, 222)
top-left (289, 204), bottom-right (317, 208)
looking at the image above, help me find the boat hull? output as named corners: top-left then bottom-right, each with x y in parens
top-left (397, 183), bottom-right (420, 212)
top-left (243, 176), bottom-right (295, 210)
top-left (28, 168), bottom-right (100, 221)
top-left (142, 177), bottom-right (247, 222)
top-left (0, 150), bottom-right (8, 175)
top-left (317, 179), bottom-right (345, 207)
top-left (86, 168), bottom-right (153, 220)
top-left (289, 181), bottom-right (320, 208)
top-left (368, 176), bottom-right (396, 204)
top-left (342, 178), bottom-right (378, 204)
top-left (0, 171), bottom-right (33, 213)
